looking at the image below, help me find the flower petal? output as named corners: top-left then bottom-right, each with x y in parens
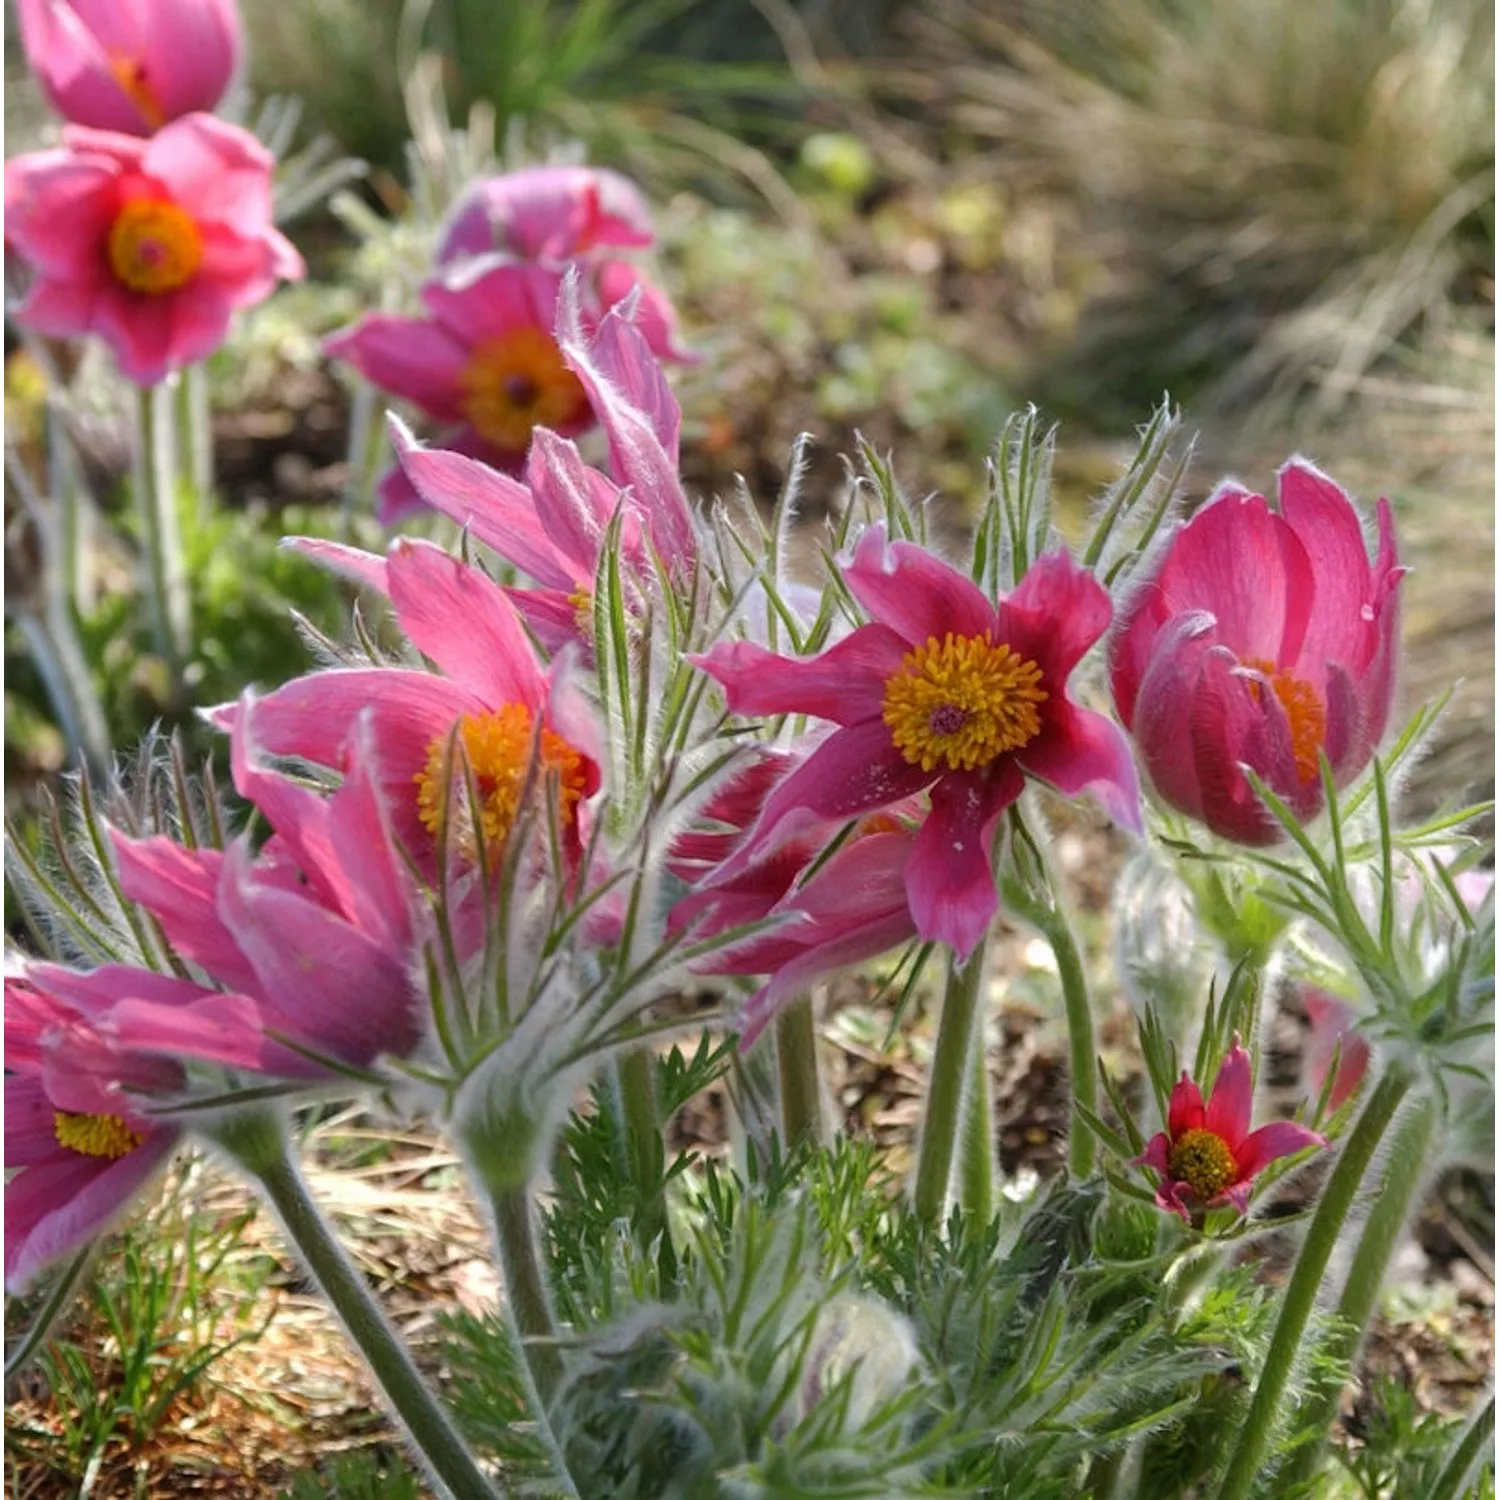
top-left (1204, 1042), bottom-right (1253, 1151)
top-left (325, 316), bottom-right (468, 423)
top-left (997, 549), bottom-right (1112, 684)
top-left (1233, 1120), bottom-right (1327, 1179)
top-left (843, 526), bottom-right (995, 646)
top-left (693, 625), bottom-right (912, 727)
top-left (142, 113), bottom-right (274, 236)
top-left (905, 763), bottom-right (1023, 960)
top-left (1136, 1131), bottom-right (1172, 1174)
top-left (1167, 1074), bottom-right (1205, 1137)
top-left (1016, 700), bottom-right (1142, 833)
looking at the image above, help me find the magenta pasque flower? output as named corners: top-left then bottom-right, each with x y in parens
top-left (326, 260), bottom-right (595, 525)
top-left (4, 113), bottom-right (303, 386)
top-left (692, 528), bottom-right (1141, 961)
top-left (18, 0), bottom-right (241, 135)
top-left (1301, 990), bottom-right (1371, 1113)
top-left (388, 297), bottom-right (696, 647)
top-left (213, 537), bottom-right (602, 880)
top-left (1137, 1040), bottom-right (1326, 1221)
top-left (435, 165), bottom-right (693, 365)
top-left (668, 751), bottom-right (920, 1046)
top-left (5, 965), bottom-right (182, 1290)
top-left (1110, 461), bottom-right (1404, 845)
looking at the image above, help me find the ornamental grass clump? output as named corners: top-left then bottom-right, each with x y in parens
top-left (3, 36), bottom-right (1493, 1493)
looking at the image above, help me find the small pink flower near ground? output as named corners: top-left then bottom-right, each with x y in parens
top-left (692, 527), bottom-right (1140, 961)
top-left (4, 113), bottom-right (303, 386)
top-left (18, 0), bottom-right (241, 136)
top-left (435, 165), bottom-right (694, 364)
top-left (5, 967), bottom-right (182, 1291)
top-left (668, 750), bottom-right (920, 1045)
top-left (1137, 1040), bottom-right (1326, 1221)
top-left (1111, 460), bottom-right (1404, 845)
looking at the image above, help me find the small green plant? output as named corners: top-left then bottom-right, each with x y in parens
top-left (278, 1449), bottom-right (425, 1500)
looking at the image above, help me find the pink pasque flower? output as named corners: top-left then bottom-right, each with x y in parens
top-left (668, 751), bottom-right (921, 1046)
top-left (434, 165), bottom-right (692, 365)
top-left (692, 528), bottom-right (1141, 961)
top-left (18, 0), bottom-right (241, 136)
top-left (1110, 460), bottom-right (1403, 845)
top-left (4, 113), bottom-right (303, 386)
top-left (388, 297), bottom-right (696, 648)
top-left (326, 260), bottom-right (596, 525)
top-left (211, 537), bottom-right (602, 880)
top-left (5, 966), bottom-right (182, 1291)
top-left (1137, 1040), bottom-right (1326, 1221)
top-left (1302, 990), bottom-right (1371, 1113)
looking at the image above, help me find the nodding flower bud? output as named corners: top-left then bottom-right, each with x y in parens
top-left (799, 1293), bottom-right (919, 1432)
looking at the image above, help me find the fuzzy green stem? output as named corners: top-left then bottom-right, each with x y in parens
top-left (958, 1037), bottom-right (995, 1224)
top-left (180, 363), bottom-right (213, 513)
top-left (1280, 1093), bottom-right (1437, 1491)
top-left (615, 1046), bottom-right (666, 1250)
top-left (913, 944), bottom-right (988, 1223)
top-left (489, 1185), bottom-right (564, 1408)
top-left (1044, 903), bottom-right (1098, 1180)
top-left (1215, 1068), bottom-right (1411, 1500)
top-left (1428, 1392), bottom-right (1495, 1500)
top-left (133, 384), bottom-right (190, 684)
top-left (219, 1112), bottom-right (497, 1500)
top-left (776, 994), bottom-right (825, 1147)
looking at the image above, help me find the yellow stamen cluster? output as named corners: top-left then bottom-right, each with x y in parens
top-left (107, 199), bottom-right (202, 295)
top-left (1242, 657), bottom-right (1328, 785)
top-left (568, 584), bottom-right (595, 639)
top-left (882, 633), bottom-right (1048, 773)
top-left (54, 1111), bottom-right (145, 1160)
top-left (414, 705), bottom-right (588, 860)
top-left (457, 327), bottom-right (588, 452)
top-left (107, 53), bottom-right (167, 130)
top-left (1168, 1127), bottom-right (1238, 1201)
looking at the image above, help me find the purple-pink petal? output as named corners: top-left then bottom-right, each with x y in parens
top-left (842, 526), bottom-right (996, 647)
top-left (1233, 1119), bottom-right (1327, 1179)
top-left (1203, 1042), bottom-right (1253, 1151)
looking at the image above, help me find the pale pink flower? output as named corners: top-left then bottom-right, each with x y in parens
top-left (693, 528), bottom-right (1140, 960)
top-left (1111, 461), bottom-right (1403, 845)
top-left (1136, 1040), bottom-right (1325, 1221)
top-left (4, 113), bottom-right (303, 385)
top-left (18, 0), bottom-right (241, 136)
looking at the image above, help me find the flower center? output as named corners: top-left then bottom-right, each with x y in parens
top-left (54, 1110), bottom-right (145, 1160)
top-left (882, 633), bottom-right (1048, 773)
top-left (456, 327), bottom-right (589, 454)
top-left (414, 705), bottom-right (588, 859)
top-left (1242, 657), bottom-right (1327, 785)
top-left (107, 199), bottom-right (202, 295)
top-left (1167, 1127), bottom-right (1238, 1201)
top-left (106, 54), bottom-right (167, 130)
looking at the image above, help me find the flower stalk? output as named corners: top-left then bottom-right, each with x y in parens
top-left (913, 943), bottom-right (988, 1222)
top-left (1280, 1092), bottom-right (1438, 1490)
top-left (133, 383), bottom-right (191, 688)
top-left (1215, 1067), bottom-right (1411, 1500)
top-left (959, 1038), bottom-right (995, 1223)
top-left (775, 993), bottom-right (825, 1147)
top-left (615, 1046), bottom-right (667, 1249)
top-left (215, 1110), bottom-right (497, 1500)
top-left (488, 1184), bottom-right (565, 1410)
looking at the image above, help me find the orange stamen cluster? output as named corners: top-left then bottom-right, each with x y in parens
top-left (457, 327), bottom-right (589, 452)
top-left (54, 1110), bottom-right (145, 1160)
top-left (1242, 657), bottom-right (1327, 785)
top-left (414, 705), bottom-right (588, 860)
top-left (882, 633), bottom-right (1048, 773)
top-left (107, 199), bottom-right (202, 295)
top-left (1168, 1128), bottom-right (1238, 1200)
top-left (107, 54), bottom-right (167, 130)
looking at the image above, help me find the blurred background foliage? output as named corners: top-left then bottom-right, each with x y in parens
top-left (4, 0), bottom-right (1493, 805)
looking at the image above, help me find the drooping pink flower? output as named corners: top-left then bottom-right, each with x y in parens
top-left (692, 528), bottom-right (1141, 961)
top-left (5, 966), bottom-right (181, 1291)
top-left (4, 113), bottom-right (303, 386)
top-left (1136, 1040), bottom-right (1326, 1221)
top-left (1110, 461), bottom-right (1404, 845)
top-left (210, 537), bottom-right (602, 880)
top-left (386, 297), bottom-right (696, 647)
top-left (326, 259), bottom-right (595, 525)
top-left (18, 0), bottom-right (241, 136)
top-left (667, 750), bottom-right (921, 1046)
top-left (434, 165), bottom-right (693, 365)
top-left (1301, 990), bottom-right (1371, 1113)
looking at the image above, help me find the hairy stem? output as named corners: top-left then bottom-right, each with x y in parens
top-left (958, 1036), bottom-right (995, 1224)
top-left (615, 1046), bottom-right (666, 1250)
top-left (1428, 1392), bottom-right (1495, 1500)
top-left (220, 1113), bottom-right (496, 1500)
top-left (1280, 1093), bottom-right (1437, 1490)
top-left (488, 1185), bottom-right (564, 1409)
top-left (133, 383), bottom-right (190, 686)
top-left (913, 943), bottom-right (988, 1222)
top-left (776, 993), bottom-right (825, 1147)
top-left (1215, 1068), bottom-right (1411, 1500)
